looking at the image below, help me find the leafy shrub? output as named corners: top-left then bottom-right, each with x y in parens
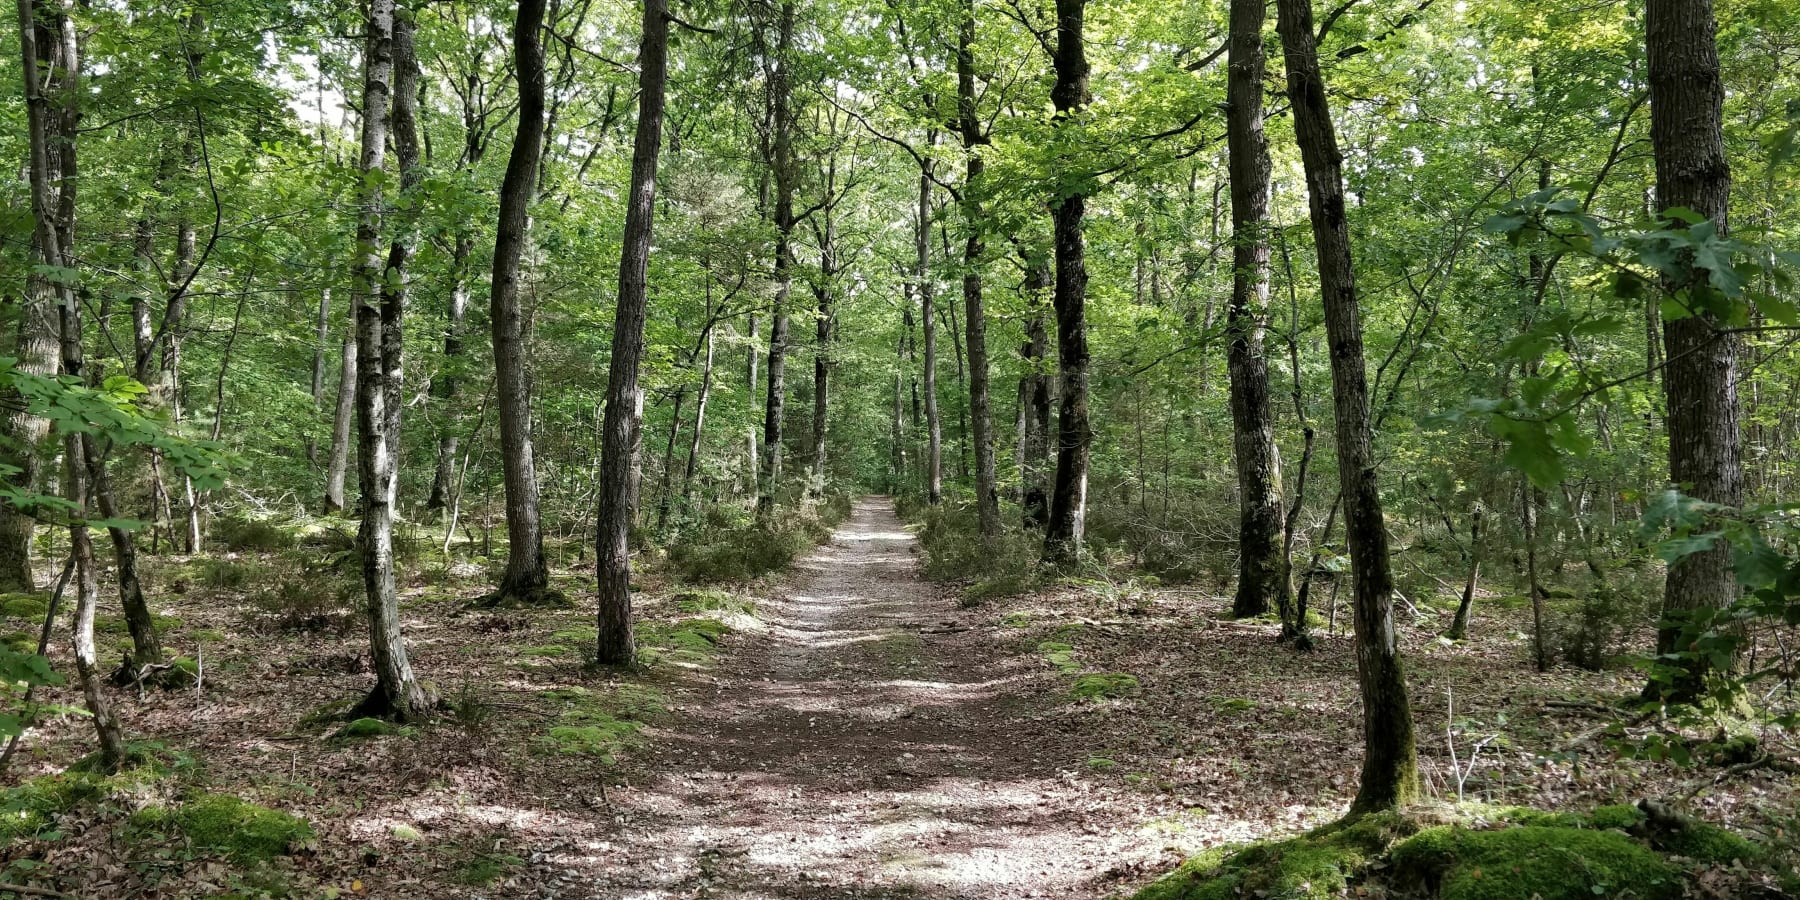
top-left (669, 509), bottom-right (818, 584)
top-left (249, 568), bottom-right (362, 634)
top-left (214, 516), bottom-right (295, 552)
top-left (195, 557), bottom-right (258, 592)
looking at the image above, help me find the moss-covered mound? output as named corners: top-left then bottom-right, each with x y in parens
top-left (131, 793), bottom-right (314, 863)
top-left (1132, 803), bottom-right (1760, 900)
top-left (1134, 812), bottom-right (1417, 900)
top-left (1391, 825), bottom-right (1680, 899)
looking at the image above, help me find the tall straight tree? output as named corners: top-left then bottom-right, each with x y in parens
top-left (1645, 0), bottom-right (1742, 700)
top-left (917, 145), bottom-right (943, 504)
top-left (1223, 0), bottom-right (1286, 619)
top-left (1043, 0), bottom-right (1092, 564)
top-left (351, 0), bottom-right (432, 719)
top-left (1275, 0), bottom-right (1419, 812)
top-left (596, 0), bottom-right (672, 668)
top-left (487, 0), bottom-right (557, 603)
top-left (756, 0), bottom-right (797, 523)
top-left (957, 0), bottom-right (999, 538)
top-left (18, 0), bottom-right (126, 771)
top-left (1018, 257), bottom-right (1052, 528)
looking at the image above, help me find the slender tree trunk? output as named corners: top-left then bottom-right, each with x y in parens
top-left (1445, 501), bottom-right (1484, 640)
top-left (1646, 0), bottom-right (1742, 701)
top-left (351, 1), bottom-right (431, 720)
top-left (957, 0), bottom-right (999, 536)
top-left (84, 440), bottom-right (163, 679)
top-left (324, 297), bottom-right (357, 514)
top-left (1021, 259), bottom-right (1052, 529)
top-left (305, 288), bottom-right (330, 465)
top-left (808, 196), bottom-right (836, 498)
top-left (1275, 0), bottom-right (1419, 814)
top-left (596, 0), bottom-right (669, 667)
top-left (682, 322), bottom-right (715, 501)
top-left (918, 151), bottom-right (943, 504)
top-left (488, 0), bottom-right (556, 603)
top-left (427, 235), bottom-right (473, 513)
top-left (1225, 0), bottom-right (1287, 619)
top-left (756, 0), bottom-right (797, 524)
top-left (1043, 0), bottom-right (1091, 564)
top-left (19, 0), bottom-right (126, 770)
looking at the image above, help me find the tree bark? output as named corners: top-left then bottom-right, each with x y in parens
top-left (1043, 0), bottom-right (1091, 564)
top-left (350, 0), bottom-right (431, 720)
top-left (596, 0), bottom-right (670, 668)
top-left (756, 0), bottom-right (797, 524)
top-left (958, 0), bottom-right (999, 537)
top-left (325, 299), bottom-right (357, 514)
top-left (1645, 0), bottom-right (1742, 701)
top-left (427, 235), bottom-right (473, 513)
top-left (918, 150), bottom-right (943, 505)
top-left (1274, 0), bottom-right (1419, 814)
top-left (18, 0), bottom-right (127, 771)
top-left (807, 181), bottom-right (837, 499)
top-left (488, 0), bottom-right (556, 603)
top-left (1224, 0), bottom-right (1287, 619)
top-left (1019, 258), bottom-right (1052, 529)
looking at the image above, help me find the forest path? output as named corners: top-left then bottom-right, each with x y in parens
top-left (585, 496), bottom-right (1138, 899)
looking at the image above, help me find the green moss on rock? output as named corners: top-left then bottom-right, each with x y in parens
top-left (335, 717), bottom-right (407, 739)
top-left (1072, 672), bottom-right (1140, 701)
top-left (1391, 825), bottom-right (1680, 900)
top-left (131, 793), bottom-right (314, 863)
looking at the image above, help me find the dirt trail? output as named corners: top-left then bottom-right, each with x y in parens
top-left (578, 497), bottom-right (1169, 899)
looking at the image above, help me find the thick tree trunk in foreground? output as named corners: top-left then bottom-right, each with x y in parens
top-left (1043, 0), bottom-right (1091, 564)
top-left (1275, 0), bottom-right (1419, 814)
top-left (0, 271), bottom-right (57, 591)
top-left (756, 0), bottom-right (797, 524)
top-left (19, 0), bottom-right (126, 770)
top-left (1646, 0), bottom-right (1742, 701)
top-left (596, 0), bottom-right (670, 668)
top-left (488, 0), bottom-right (556, 603)
top-left (958, 0), bottom-right (999, 537)
top-left (1224, 0), bottom-right (1287, 619)
top-left (351, 1), bottom-right (431, 720)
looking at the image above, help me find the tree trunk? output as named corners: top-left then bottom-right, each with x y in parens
top-left (1224, 0), bottom-right (1287, 619)
top-left (682, 321), bottom-right (715, 501)
top-left (1043, 0), bottom-right (1091, 564)
top-left (84, 440), bottom-right (163, 679)
top-left (0, 260), bottom-right (57, 592)
top-left (488, 0), bottom-right (556, 604)
top-left (958, 0), bottom-right (999, 537)
top-left (325, 298), bottom-right (357, 514)
top-left (427, 235), bottom-right (473, 513)
top-left (808, 190), bottom-right (837, 499)
top-left (1274, 0), bottom-right (1419, 814)
top-left (596, 0), bottom-right (669, 667)
top-left (1020, 259), bottom-right (1052, 529)
top-left (756, 0), bottom-right (797, 524)
top-left (18, 0), bottom-right (127, 770)
top-left (918, 151), bottom-right (943, 504)
top-left (1444, 502), bottom-right (1484, 640)
top-left (1646, 0), bottom-right (1742, 701)
top-left (350, 1), bottom-right (431, 720)
top-left (307, 288), bottom-right (330, 465)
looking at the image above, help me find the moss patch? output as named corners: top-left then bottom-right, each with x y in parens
top-left (519, 645), bottom-right (571, 658)
top-left (0, 594), bottom-right (48, 621)
top-left (537, 683), bottom-right (667, 764)
top-left (1133, 812), bottom-right (1417, 900)
top-left (1072, 672), bottom-right (1140, 701)
top-left (334, 717), bottom-right (411, 740)
top-left (1391, 825), bottom-right (1680, 900)
top-left (0, 773), bottom-right (106, 843)
top-left (129, 793), bottom-right (314, 863)
top-left (1037, 641), bottom-right (1080, 675)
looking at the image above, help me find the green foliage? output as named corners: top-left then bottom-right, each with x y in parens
top-left (672, 589), bottom-right (756, 617)
top-left (335, 717), bottom-right (408, 740)
top-left (129, 794), bottom-right (314, 863)
top-left (214, 516), bottom-right (297, 552)
top-left (668, 505), bottom-right (824, 584)
top-left (536, 684), bottom-right (667, 765)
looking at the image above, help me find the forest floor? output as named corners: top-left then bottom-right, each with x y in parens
top-left (6, 496), bottom-right (1795, 898)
